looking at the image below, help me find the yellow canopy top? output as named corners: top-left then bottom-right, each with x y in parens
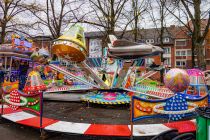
top-left (58, 24), bottom-right (86, 50)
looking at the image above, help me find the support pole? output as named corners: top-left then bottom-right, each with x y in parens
top-left (4, 56), bottom-right (7, 72)
top-left (1, 95), bottom-right (3, 116)
top-left (9, 57), bottom-right (13, 81)
top-left (40, 92), bottom-right (44, 136)
top-left (1, 56), bottom-right (5, 117)
top-left (1, 89), bottom-right (4, 117)
top-left (130, 95), bottom-right (133, 140)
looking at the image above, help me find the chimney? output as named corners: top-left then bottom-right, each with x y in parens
top-left (170, 25), bottom-right (175, 28)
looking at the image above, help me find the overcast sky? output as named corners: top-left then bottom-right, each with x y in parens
top-left (11, 0), bottom-right (210, 37)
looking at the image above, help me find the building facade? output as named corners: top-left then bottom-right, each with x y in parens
top-left (205, 29), bottom-right (210, 70)
top-left (84, 25), bottom-right (210, 70)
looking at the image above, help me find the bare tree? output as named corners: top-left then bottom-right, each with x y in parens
top-left (0, 0), bottom-right (32, 43)
top-left (130, 0), bottom-right (148, 41)
top-left (165, 0), bottom-right (210, 69)
top-left (79, 0), bottom-right (128, 35)
top-left (25, 0), bottom-right (82, 39)
top-left (76, 0), bottom-right (144, 39)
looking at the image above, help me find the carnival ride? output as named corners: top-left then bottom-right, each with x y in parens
top-left (1, 25), bottom-right (209, 122)
top-left (0, 35), bottom-right (34, 93)
top-left (34, 24), bottom-right (164, 104)
top-left (0, 37), bottom-right (45, 118)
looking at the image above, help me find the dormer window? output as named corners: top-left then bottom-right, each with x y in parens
top-left (163, 37), bottom-right (170, 43)
top-left (146, 39), bottom-right (154, 44)
top-left (158, 37), bottom-right (170, 43)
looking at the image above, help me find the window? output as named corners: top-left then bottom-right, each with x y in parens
top-left (206, 60), bottom-right (210, 65)
top-left (176, 60), bottom-right (186, 66)
top-left (176, 50), bottom-right (186, 56)
top-left (146, 39), bottom-right (154, 44)
top-left (163, 47), bottom-right (171, 54)
top-left (176, 51), bottom-right (180, 56)
top-left (163, 37), bottom-right (170, 43)
top-left (164, 58), bottom-right (171, 66)
top-left (175, 39), bottom-right (187, 46)
top-left (187, 50), bottom-right (192, 56)
top-left (181, 51), bottom-right (186, 56)
top-left (145, 58), bottom-right (154, 66)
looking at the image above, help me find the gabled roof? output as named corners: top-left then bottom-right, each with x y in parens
top-left (84, 26), bottom-right (177, 45)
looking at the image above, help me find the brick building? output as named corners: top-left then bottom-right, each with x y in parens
top-left (206, 29), bottom-right (210, 70)
top-left (84, 24), bottom-right (210, 70)
top-left (169, 26), bottom-right (193, 69)
top-left (32, 36), bottom-right (52, 50)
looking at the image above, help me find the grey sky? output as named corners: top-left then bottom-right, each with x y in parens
top-left (6, 0), bottom-right (210, 37)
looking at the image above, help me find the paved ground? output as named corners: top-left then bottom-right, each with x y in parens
top-left (0, 100), bottom-right (195, 140)
top-left (0, 119), bottom-right (40, 140)
top-left (43, 101), bottom-right (174, 125)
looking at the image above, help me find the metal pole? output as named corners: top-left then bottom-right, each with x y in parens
top-left (4, 56), bottom-right (7, 72)
top-left (40, 92), bottom-right (43, 135)
top-left (9, 57), bottom-right (13, 81)
top-left (0, 56), bottom-right (4, 116)
top-left (36, 25), bottom-right (45, 136)
top-left (130, 95), bottom-right (133, 140)
top-left (1, 94), bottom-right (3, 116)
